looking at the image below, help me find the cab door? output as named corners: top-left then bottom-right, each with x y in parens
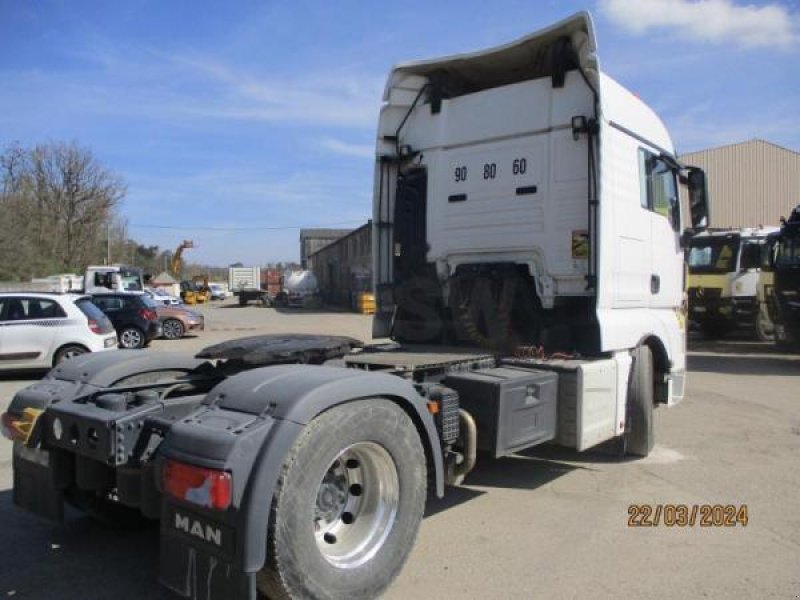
top-left (639, 149), bottom-right (683, 309)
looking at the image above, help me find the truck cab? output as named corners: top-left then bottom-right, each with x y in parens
top-left (761, 207), bottom-right (800, 348)
top-left (84, 264), bottom-right (146, 294)
top-left (687, 228), bottom-right (777, 339)
top-left (372, 13), bottom-right (708, 405)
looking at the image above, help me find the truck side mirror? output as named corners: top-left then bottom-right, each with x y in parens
top-left (687, 168), bottom-right (709, 229)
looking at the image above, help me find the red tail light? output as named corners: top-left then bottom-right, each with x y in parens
top-left (87, 318), bottom-right (102, 334)
top-left (162, 459), bottom-right (232, 510)
top-left (139, 308), bottom-right (157, 321)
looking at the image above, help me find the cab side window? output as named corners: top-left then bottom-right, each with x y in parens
top-left (739, 243), bottom-right (761, 271)
top-left (638, 148), bottom-right (680, 231)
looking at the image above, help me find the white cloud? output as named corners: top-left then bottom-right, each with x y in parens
top-left (0, 48), bottom-right (386, 130)
top-left (159, 54), bottom-right (384, 128)
top-left (320, 137), bottom-right (375, 158)
top-left (600, 0), bottom-right (798, 49)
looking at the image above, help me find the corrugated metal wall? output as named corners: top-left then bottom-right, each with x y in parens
top-left (679, 139), bottom-right (800, 229)
top-left (308, 222), bottom-right (372, 309)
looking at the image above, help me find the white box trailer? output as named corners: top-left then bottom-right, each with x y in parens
top-left (228, 266), bottom-right (268, 305)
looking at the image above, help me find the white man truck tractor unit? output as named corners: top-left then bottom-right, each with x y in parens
top-left (2, 13), bottom-right (709, 600)
top-left (687, 227), bottom-right (778, 340)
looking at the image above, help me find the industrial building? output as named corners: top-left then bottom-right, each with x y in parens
top-left (679, 139), bottom-right (800, 229)
top-left (307, 221), bottom-right (372, 309)
top-left (299, 228), bottom-right (354, 268)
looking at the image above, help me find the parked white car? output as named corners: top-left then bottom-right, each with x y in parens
top-left (0, 292), bottom-right (118, 371)
top-left (144, 287), bottom-right (182, 306)
top-left (208, 283), bottom-right (228, 300)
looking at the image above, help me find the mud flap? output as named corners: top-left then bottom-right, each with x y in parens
top-left (159, 535), bottom-right (255, 600)
top-left (12, 444), bottom-right (65, 521)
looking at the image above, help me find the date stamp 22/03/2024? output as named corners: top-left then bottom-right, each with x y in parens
top-left (628, 504), bottom-right (748, 528)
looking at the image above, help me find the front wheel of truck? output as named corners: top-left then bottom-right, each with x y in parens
top-left (257, 399), bottom-right (427, 600)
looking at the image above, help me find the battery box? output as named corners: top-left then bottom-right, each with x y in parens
top-left (444, 366), bottom-right (557, 458)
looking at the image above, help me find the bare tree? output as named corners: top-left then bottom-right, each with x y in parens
top-left (0, 141), bottom-right (126, 279)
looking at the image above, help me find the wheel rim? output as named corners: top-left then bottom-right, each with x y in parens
top-left (313, 441), bottom-right (399, 570)
top-left (121, 329), bottom-right (142, 348)
top-left (163, 320), bottom-right (183, 339)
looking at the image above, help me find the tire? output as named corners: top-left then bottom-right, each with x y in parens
top-left (53, 344), bottom-right (88, 366)
top-left (623, 345), bottom-right (654, 458)
top-left (161, 318), bottom-right (185, 340)
top-left (257, 399), bottom-right (427, 600)
top-left (239, 295), bottom-right (248, 307)
top-left (118, 327), bottom-right (145, 349)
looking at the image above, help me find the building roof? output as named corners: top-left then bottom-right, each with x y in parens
top-left (680, 138), bottom-right (800, 159)
top-left (308, 221), bottom-right (371, 259)
top-left (299, 228), bottom-right (354, 240)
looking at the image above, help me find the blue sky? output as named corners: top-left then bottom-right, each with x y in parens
top-left (2, 0), bottom-right (799, 265)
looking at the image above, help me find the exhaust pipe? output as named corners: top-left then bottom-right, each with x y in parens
top-left (446, 409), bottom-right (477, 486)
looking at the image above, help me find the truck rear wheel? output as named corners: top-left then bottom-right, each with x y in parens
top-left (257, 399), bottom-right (426, 600)
top-left (623, 345), bottom-right (654, 457)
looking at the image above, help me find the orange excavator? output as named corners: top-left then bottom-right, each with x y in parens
top-left (170, 240), bottom-right (194, 277)
top-left (170, 240), bottom-right (204, 304)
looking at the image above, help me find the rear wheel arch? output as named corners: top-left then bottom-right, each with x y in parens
top-left (52, 343), bottom-right (89, 366)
